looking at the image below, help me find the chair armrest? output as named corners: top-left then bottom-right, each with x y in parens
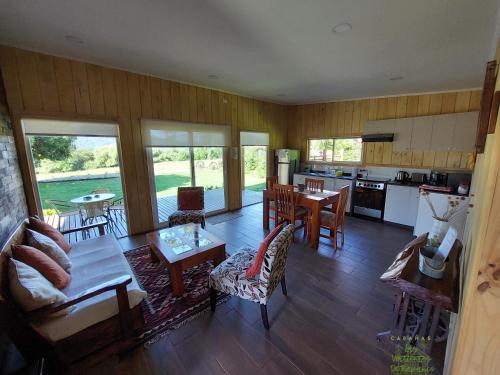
top-left (60, 221), bottom-right (107, 236)
top-left (26, 275), bottom-right (132, 320)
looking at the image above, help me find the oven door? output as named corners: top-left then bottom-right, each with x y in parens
top-left (353, 187), bottom-right (386, 219)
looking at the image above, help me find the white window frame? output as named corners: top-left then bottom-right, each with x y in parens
top-left (307, 137), bottom-right (363, 165)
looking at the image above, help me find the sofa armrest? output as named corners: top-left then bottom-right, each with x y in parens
top-left (60, 221), bottom-right (107, 236)
top-left (26, 275), bottom-right (132, 320)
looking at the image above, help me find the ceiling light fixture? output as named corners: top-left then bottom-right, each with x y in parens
top-left (389, 76), bottom-right (404, 81)
top-left (332, 22), bottom-right (352, 34)
top-left (208, 74), bottom-right (219, 79)
top-left (64, 35), bottom-right (84, 44)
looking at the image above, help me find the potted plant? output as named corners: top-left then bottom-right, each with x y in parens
top-left (421, 191), bottom-right (466, 246)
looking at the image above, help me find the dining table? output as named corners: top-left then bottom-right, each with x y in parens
top-left (262, 188), bottom-right (340, 249)
top-left (71, 193), bottom-right (115, 224)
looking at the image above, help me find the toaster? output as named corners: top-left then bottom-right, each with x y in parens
top-left (411, 172), bottom-right (427, 183)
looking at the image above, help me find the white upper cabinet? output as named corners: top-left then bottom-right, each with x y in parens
top-left (393, 118), bottom-right (413, 151)
top-left (453, 112), bottom-right (478, 151)
top-left (411, 116), bottom-right (433, 150)
top-left (431, 113), bottom-right (456, 151)
top-left (364, 111), bottom-right (478, 154)
top-left (364, 119), bottom-right (394, 134)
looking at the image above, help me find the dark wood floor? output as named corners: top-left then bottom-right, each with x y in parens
top-left (89, 203), bottom-right (414, 375)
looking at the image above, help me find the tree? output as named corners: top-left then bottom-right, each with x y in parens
top-left (31, 136), bottom-right (76, 163)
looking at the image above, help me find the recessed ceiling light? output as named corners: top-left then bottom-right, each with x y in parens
top-left (208, 74), bottom-right (219, 79)
top-left (277, 93), bottom-right (286, 97)
top-left (64, 35), bottom-right (84, 44)
top-left (332, 22), bottom-right (352, 34)
top-left (389, 76), bottom-right (404, 81)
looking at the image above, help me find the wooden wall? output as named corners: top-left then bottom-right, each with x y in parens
top-left (0, 46), bottom-right (286, 235)
top-left (287, 91), bottom-right (481, 170)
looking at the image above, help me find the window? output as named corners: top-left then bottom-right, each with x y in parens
top-left (308, 137), bottom-right (362, 163)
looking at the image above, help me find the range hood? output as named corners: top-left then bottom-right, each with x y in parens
top-left (361, 133), bottom-right (394, 142)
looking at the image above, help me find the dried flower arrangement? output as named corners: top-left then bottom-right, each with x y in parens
top-left (421, 191), bottom-right (467, 222)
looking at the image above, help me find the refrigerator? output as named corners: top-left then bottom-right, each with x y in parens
top-left (275, 149), bottom-right (300, 185)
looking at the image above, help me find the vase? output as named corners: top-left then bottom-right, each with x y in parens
top-left (429, 218), bottom-right (450, 246)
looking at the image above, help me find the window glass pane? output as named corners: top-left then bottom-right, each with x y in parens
top-left (333, 138), bottom-right (362, 162)
top-left (308, 139), bottom-right (333, 162)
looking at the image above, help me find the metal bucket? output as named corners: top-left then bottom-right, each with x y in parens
top-left (418, 246), bottom-right (446, 279)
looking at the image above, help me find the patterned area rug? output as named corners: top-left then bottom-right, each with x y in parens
top-left (125, 245), bottom-right (229, 344)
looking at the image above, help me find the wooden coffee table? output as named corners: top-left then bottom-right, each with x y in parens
top-left (146, 223), bottom-right (226, 297)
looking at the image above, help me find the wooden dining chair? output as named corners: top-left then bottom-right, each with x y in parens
top-left (317, 186), bottom-right (349, 250)
top-left (304, 178), bottom-right (324, 192)
top-left (266, 176), bottom-right (279, 225)
top-left (273, 184), bottom-right (308, 240)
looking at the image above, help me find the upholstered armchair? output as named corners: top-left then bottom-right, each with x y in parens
top-left (209, 224), bottom-right (294, 329)
top-left (168, 187), bottom-right (206, 228)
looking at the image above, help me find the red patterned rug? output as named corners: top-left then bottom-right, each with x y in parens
top-left (125, 245), bottom-right (229, 344)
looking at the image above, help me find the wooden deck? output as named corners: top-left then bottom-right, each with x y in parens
top-left (45, 188), bottom-right (264, 243)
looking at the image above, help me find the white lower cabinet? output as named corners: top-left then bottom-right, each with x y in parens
top-left (384, 185), bottom-right (419, 227)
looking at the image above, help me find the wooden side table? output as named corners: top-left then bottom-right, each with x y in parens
top-left (377, 236), bottom-right (462, 367)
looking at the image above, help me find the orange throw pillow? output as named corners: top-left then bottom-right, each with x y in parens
top-left (12, 245), bottom-right (71, 289)
top-left (245, 224), bottom-right (283, 278)
top-left (29, 216), bottom-right (71, 253)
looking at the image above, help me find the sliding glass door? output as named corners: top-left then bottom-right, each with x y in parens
top-left (240, 131), bottom-right (269, 207)
top-left (150, 146), bottom-right (227, 225)
top-left (193, 147), bottom-right (226, 213)
top-left (22, 119), bottom-right (128, 239)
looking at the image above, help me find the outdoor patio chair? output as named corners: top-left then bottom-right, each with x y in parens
top-left (168, 187), bottom-right (206, 228)
top-left (107, 197), bottom-right (125, 228)
top-left (80, 202), bottom-right (110, 239)
top-left (209, 224), bottom-right (294, 329)
top-left (46, 200), bottom-right (81, 232)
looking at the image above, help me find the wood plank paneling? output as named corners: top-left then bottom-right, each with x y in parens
top-left (15, 49), bottom-right (42, 111)
top-left (86, 64), bottom-right (105, 116)
top-left (0, 46), bottom-right (287, 234)
top-left (53, 57), bottom-right (76, 114)
top-left (36, 54), bottom-right (60, 112)
top-left (71, 61), bottom-right (91, 114)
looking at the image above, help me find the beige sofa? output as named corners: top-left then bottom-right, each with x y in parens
top-left (0, 220), bottom-right (146, 372)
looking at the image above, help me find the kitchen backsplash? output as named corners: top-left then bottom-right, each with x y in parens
top-left (302, 163), bottom-right (434, 180)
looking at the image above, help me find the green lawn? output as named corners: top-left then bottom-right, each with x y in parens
top-left (38, 159), bottom-right (267, 214)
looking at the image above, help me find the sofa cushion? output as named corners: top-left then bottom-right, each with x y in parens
top-left (12, 244), bottom-right (71, 289)
top-left (25, 229), bottom-right (72, 272)
top-left (34, 234), bottom-right (146, 341)
top-left (28, 216), bottom-right (71, 253)
top-left (8, 259), bottom-right (69, 313)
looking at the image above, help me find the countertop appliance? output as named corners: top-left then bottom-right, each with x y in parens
top-left (395, 171), bottom-right (409, 182)
top-left (429, 171), bottom-right (448, 186)
top-left (411, 172), bottom-right (427, 183)
top-left (275, 149), bottom-right (300, 185)
top-left (352, 177), bottom-right (390, 221)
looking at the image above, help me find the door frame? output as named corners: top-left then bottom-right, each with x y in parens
top-left (22, 120), bottom-right (127, 231)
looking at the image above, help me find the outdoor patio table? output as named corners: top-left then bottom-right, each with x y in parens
top-left (71, 193), bottom-right (116, 205)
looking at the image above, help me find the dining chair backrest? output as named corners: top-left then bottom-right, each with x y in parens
top-left (305, 178), bottom-right (324, 192)
top-left (178, 187), bottom-right (204, 210)
top-left (83, 201), bottom-right (107, 220)
top-left (266, 176), bottom-right (278, 190)
top-left (273, 184), bottom-right (296, 219)
top-left (333, 186), bottom-right (349, 222)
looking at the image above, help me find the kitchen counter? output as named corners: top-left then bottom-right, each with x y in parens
top-left (297, 172), bottom-right (356, 180)
top-left (387, 181), bottom-right (469, 196)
